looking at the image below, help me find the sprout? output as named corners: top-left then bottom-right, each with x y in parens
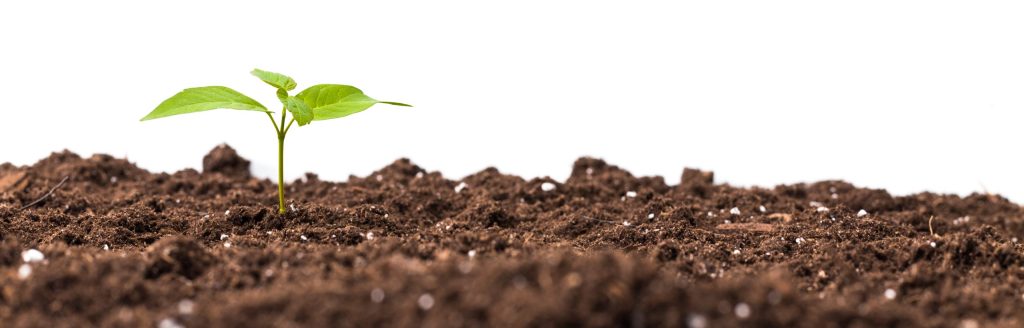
top-left (142, 69), bottom-right (410, 214)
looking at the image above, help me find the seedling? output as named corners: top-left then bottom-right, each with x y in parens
top-left (142, 69), bottom-right (410, 214)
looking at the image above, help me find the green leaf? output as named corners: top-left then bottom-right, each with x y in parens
top-left (251, 68), bottom-right (297, 91)
top-left (294, 84), bottom-right (411, 121)
top-left (283, 97), bottom-right (313, 126)
top-left (141, 86), bottom-right (269, 121)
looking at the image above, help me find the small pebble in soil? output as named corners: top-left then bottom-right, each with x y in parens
top-left (17, 264), bottom-right (32, 279)
top-left (366, 232), bottom-right (375, 240)
top-left (816, 206), bottom-right (829, 213)
top-left (454, 182), bottom-right (468, 193)
top-left (734, 302), bottom-right (751, 319)
top-left (707, 212), bottom-right (715, 218)
top-left (759, 205), bottom-right (767, 213)
top-left (796, 237), bottom-right (806, 245)
top-left (158, 318), bottom-right (184, 328)
top-left (223, 242), bottom-right (232, 248)
top-left (648, 213), bottom-right (655, 219)
top-left (1013, 237), bottom-right (1019, 243)
top-left (110, 176), bottom-right (118, 184)
top-left (809, 201), bottom-right (823, 207)
top-left (818, 270), bottom-right (828, 278)
top-left (290, 204), bottom-right (297, 212)
top-left (831, 193), bottom-right (838, 199)
top-left (415, 172), bottom-right (424, 179)
top-left (540, 182), bottom-right (556, 192)
top-left (625, 191), bottom-right (637, 198)
top-left (224, 210), bottom-right (231, 216)
top-left (884, 288), bottom-right (897, 300)
top-left (623, 221), bottom-right (631, 227)
top-left (468, 250), bottom-right (477, 258)
top-left (220, 234), bottom-right (229, 241)
top-left (857, 209), bottom-right (868, 217)
top-left (687, 314), bottom-right (707, 328)
top-left (103, 244), bottom-right (109, 251)
top-left (417, 294), bottom-right (435, 310)
top-left (730, 207), bottom-right (741, 215)
top-left (375, 174), bottom-right (383, 182)
top-left (21, 249), bottom-right (44, 263)
top-left (300, 235), bottom-right (308, 241)
top-left (930, 241), bottom-right (937, 248)
top-left (732, 249), bottom-right (741, 255)
top-left (177, 299), bottom-right (195, 315)
top-left (371, 288), bottom-right (386, 303)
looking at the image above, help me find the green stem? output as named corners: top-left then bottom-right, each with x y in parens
top-left (277, 106), bottom-right (288, 214)
top-left (277, 134), bottom-right (286, 214)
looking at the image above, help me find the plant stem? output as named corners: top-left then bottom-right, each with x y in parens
top-left (277, 107), bottom-right (288, 214)
top-left (277, 133), bottom-right (286, 214)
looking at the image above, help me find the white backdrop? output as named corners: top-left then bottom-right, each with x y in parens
top-left (1, 1), bottom-right (1022, 203)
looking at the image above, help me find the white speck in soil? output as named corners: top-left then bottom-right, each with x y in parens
top-left (796, 237), bottom-right (805, 245)
top-left (290, 204), bottom-right (296, 212)
top-left (831, 193), bottom-right (838, 199)
top-left (300, 235), bottom-right (308, 241)
top-left (110, 176), bottom-right (118, 184)
top-left (759, 205), bottom-right (767, 213)
top-left (809, 201), bottom-right (823, 207)
top-left (884, 288), bottom-right (897, 300)
top-left (103, 244), bottom-right (109, 251)
top-left (224, 210), bottom-right (231, 216)
top-left (415, 172), bottom-right (424, 179)
top-left (21, 249), bottom-right (44, 263)
top-left (177, 299), bottom-right (195, 315)
top-left (1013, 237), bottom-right (1019, 243)
top-left (541, 182), bottom-right (556, 192)
top-left (371, 288), bottom-right (386, 303)
top-left (730, 207), bottom-right (741, 215)
top-left (930, 241), bottom-right (937, 248)
top-left (454, 182), bottom-right (468, 193)
top-left (732, 249), bottom-right (741, 255)
top-left (622, 221), bottom-right (631, 227)
top-left (686, 314), bottom-right (707, 328)
top-left (707, 211), bottom-right (715, 218)
top-left (223, 242), bottom-right (232, 248)
top-left (625, 191), bottom-right (637, 198)
top-left (366, 232), bottom-right (375, 240)
top-left (723, 219), bottom-right (731, 224)
top-left (586, 167), bottom-right (594, 176)
top-left (220, 234), bottom-right (229, 241)
top-left (818, 270), bottom-right (827, 278)
top-left (734, 302), bottom-right (751, 319)
top-left (417, 294), bottom-right (435, 310)
top-left (175, 199), bottom-right (181, 204)
top-left (17, 264), bottom-right (32, 279)
top-left (647, 213), bottom-right (655, 219)
top-left (468, 250), bottom-right (477, 258)
top-left (857, 209), bottom-right (868, 217)
top-left (375, 174), bottom-right (383, 182)
top-left (816, 206), bottom-right (829, 213)
top-left (158, 318), bottom-right (184, 328)
top-left (384, 213), bottom-right (389, 218)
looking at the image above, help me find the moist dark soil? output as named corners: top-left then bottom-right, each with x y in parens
top-left (1, 145), bottom-right (1023, 328)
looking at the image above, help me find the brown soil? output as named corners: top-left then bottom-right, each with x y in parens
top-left (1, 145), bottom-right (1023, 327)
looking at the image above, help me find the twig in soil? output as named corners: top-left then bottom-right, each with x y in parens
top-left (928, 216), bottom-right (936, 237)
top-left (579, 216), bottom-right (617, 224)
top-left (19, 176), bottom-right (69, 210)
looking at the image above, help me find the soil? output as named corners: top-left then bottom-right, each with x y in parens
top-left (1, 145), bottom-right (1023, 327)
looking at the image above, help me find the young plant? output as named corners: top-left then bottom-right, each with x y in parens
top-left (141, 69), bottom-right (410, 214)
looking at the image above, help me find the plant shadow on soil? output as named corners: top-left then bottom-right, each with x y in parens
top-left (1, 144), bottom-right (1023, 327)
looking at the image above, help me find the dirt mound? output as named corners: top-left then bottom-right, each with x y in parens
top-left (1, 147), bottom-right (1022, 327)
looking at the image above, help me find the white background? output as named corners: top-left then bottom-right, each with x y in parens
top-left (1, 1), bottom-right (1022, 203)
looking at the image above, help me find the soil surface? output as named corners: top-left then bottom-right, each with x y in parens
top-left (1, 145), bottom-right (1023, 327)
